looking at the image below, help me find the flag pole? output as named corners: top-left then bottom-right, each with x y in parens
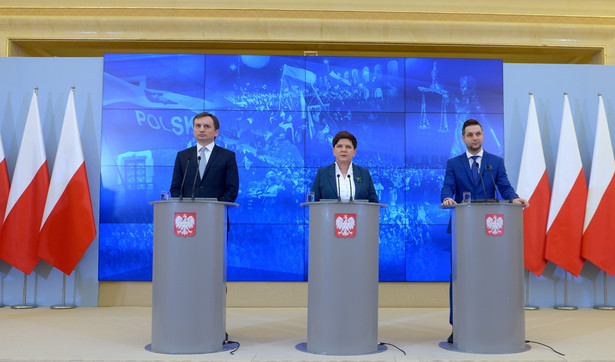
top-left (595, 271), bottom-right (614, 310)
top-left (11, 273), bottom-right (37, 309)
top-left (51, 273), bottom-right (76, 309)
top-left (555, 270), bottom-right (577, 310)
top-left (524, 269), bottom-right (539, 310)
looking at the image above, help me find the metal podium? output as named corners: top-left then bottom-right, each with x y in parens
top-left (301, 200), bottom-right (386, 355)
top-left (148, 199), bottom-right (238, 354)
top-left (444, 202), bottom-right (528, 354)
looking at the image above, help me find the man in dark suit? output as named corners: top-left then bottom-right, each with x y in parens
top-left (311, 131), bottom-right (379, 203)
top-left (170, 112), bottom-right (239, 202)
top-left (440, 119), bottom-right (528, 343)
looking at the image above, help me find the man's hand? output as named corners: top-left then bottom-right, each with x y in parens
top-left (512, 198), bottom-right (529, 208)
top-left (441, 198), bottom-right (457, 206)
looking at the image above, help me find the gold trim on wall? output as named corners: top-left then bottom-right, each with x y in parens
top-left (0, 1), bottom-right (613, 63)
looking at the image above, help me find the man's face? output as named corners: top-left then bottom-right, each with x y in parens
top-left (462, 124), bottom-right (483, 154)
top-left (193, 116), bottom-right (218, 146)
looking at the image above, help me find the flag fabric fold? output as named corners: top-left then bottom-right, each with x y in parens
top-left (581, 95), bottom-right (615, 276)
top-left (0, 90), bottom-right (49, 274)
top-left (39, 89), bottom-right (96, 275)
top-left (545, 94), bottom-right (587, 277)
top-left (0, 135), bottom-right (9, 235)
top-left (516, 94), bottom-right (551, 276)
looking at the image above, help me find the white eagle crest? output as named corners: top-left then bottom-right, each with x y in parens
top-left (486, 215), bottom-right (503, 235)
top-left (175, 214), bottom-right (195, 236)
top-left (335, 214), bottom-right (356, 237)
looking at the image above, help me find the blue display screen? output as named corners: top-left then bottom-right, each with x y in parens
top-left (99, 54), bottom-right (503, 281)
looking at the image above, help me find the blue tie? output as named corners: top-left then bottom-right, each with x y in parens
top-left (471, 155), bottom-right (480, 184)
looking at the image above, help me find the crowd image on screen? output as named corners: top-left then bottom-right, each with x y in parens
top-left (99, 54), bottom-right (504, 282)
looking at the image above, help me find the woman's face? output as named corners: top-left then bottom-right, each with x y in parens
top-left (332, 138), bottom-right (357, 164)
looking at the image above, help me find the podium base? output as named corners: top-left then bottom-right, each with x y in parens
top-left (295, 342), bottom-right (386, 356)
top-left (439, 341), bottom-right (531, 354)
top-left (145, 343), bottom-right (234, 355)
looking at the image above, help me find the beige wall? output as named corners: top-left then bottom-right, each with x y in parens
top-left (4, 0), bottom-right (615, 306)
top-left (1, 0), bottom-right (615, 63)
top-left (99, 281), bottom-right (448, 307)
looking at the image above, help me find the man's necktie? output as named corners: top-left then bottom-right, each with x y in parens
top-left (471, 155), bottom-right (480, 184)
top-left (199, 147), bottom-right (206, 178)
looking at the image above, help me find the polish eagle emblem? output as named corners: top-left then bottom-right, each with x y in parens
top-left (485, 214), bottom-right (504, 236)
top-left (335, 213), bottom-right (357, 238)
top-left (174, 212), bottom-right (196, 237)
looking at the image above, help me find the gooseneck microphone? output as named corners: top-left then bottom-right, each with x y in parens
top-left (477, 160), bottom-right (488, 202)
top-left (179, 158), bottom-right (191, 200)
top-left (336, 174), bottom-right (341, 202)
top-left (191, 155), bottom-right (201, 200)
top-left (347, 174), bottom-right (354, 202)
top-left (485, 165), bottom-right (500, 202)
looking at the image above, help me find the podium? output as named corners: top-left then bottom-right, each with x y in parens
top-left (301, 200), bottom-right (386, 355)
top-left (148, 199), bottom-right (238, 354)
top-left (445, 202), bottom-right (528, 354)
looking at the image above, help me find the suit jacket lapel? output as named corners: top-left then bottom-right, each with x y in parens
top-left (457, 154), bottom-right (474, 185)
top-left (351, 164), bottom-right (361, 197)
top-left (201, 145), bottom-right (217, 182)
top-left (327, 163), bottom-right (338, 195)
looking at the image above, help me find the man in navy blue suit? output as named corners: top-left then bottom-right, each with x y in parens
top-left (311, 131), bottom-right (378, 203)
top-left (440, 119), bottom-right (528, 343)
top-left (170, 112), bottom-right (239, 202)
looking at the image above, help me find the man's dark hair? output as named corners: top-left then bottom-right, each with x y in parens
top-left (193, 112), bottom-right (220, 130)
top-left (462, 119), bottom-right (482, 136)
top-left (332, 131), bottom-right (357, 148)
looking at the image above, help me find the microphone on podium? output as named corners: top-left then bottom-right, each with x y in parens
top-left (347, 175), bottom-right (353, 202)
top-left (179, 157), bottom-right (191, 200)
top-left (191, 156), bottom-right (201, 200)
top-left (477, 160), bottom-right (488, 202)
top-left (336, 174), bottom-right (341, 202)
top-left (485, 165), bottom-right (500, 202)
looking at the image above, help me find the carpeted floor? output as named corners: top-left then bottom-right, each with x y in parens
top-left (0, 306), bottom-right (613, 361)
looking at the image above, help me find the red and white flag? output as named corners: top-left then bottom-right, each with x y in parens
top-left (0, 135), bottom-right (9, 235)
top-left (581, 95), bottom-right (615, 276)
top-left (516, 94), bottom-right (551, 276)
top-left (545, 94), bottom-right (587, 277)
top-left (0, 90), bottom-right (49, 274)
top-left (39, 89), bottom-right (96, 275)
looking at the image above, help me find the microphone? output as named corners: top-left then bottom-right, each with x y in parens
top-left (347, 174), bottom-right (354, 202)
top-left (336, 174), bottom-right (341, 202)
top-left (179, 157), bottom-right (191, 201)
top-left (476, 159), bottom-right (488, 202)
top-left (191, 155), bottom-right (201, 200)
top-left (485, 165), bottom-right (500, 202)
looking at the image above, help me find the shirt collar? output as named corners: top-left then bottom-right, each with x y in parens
top-left (466, 149), bottom-right (484, 159)
top-left (334, 161), bottom-right (354, 177)
top-left (197, 142), bottom-right (215, 154)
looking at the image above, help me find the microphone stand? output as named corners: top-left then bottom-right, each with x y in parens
top-left (485, 165), bottom-right (499, 202)
top-left (347, 175), bottom-right (354, 202)
top-left (191, 156), bottom-right (201, 200)
top-left (477, 160), bottom-right (488, 201)
top-left (179, 158), bottom-right (191, 200)
top-left (336, 174), bottom-right (341, 202)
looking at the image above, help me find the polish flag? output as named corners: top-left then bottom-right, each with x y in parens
top-left (0, 90), bottom-right (49, 274)
top-left (39, 89), bottom-right (96, 275)
top-left (581, 95), bottom-right (615, 276)
top-left (516, 94), bottom-right (550, 276)
top-left (545, 94), bottom-right (587, 277)
top-left (0, 135), bottom-right (9, 235)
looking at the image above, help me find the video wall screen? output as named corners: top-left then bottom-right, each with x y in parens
top-left (99, 54), bottom-right (503, 281)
